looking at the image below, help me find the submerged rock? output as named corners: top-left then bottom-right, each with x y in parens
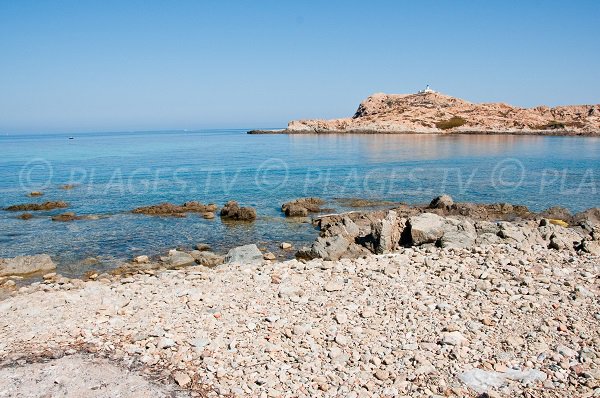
top-left (27, 191), bottom-right (44, 197)
top-left (0, 254), bottom-right (56, 276)
top-left (51, 212), bottom-right (79, 222)
top-left (4, 201), bottom-right (68, 211)
top-left (220, 201), bottom-right (256, 221)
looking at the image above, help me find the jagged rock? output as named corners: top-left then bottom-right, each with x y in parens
top-left (0, 254), bottom-right (56, 276)
top-left (407, 213), bottom-right (445, 246)
top-left (4, 201), bottom-right (68, 211)
top-left (580, 240), bottom-right (600, 255)
top-left (320, 216), bottom-right (360, 239)
top-left (297, 235), bottom-right (350, 261)
top-left (497, 221), bottom-right (527, 242)
top-left (220, 201), bottom-right (256, 221)
top-left (370, 211), bottom-right (402, 254)
top-left (224, 244), bottom-right (263, 264)
top-left (440, 217), bottom-right (477, 248)
top-left (429, 194), bottom-right (454, 209)
top-left (190, 251), bottom-right (225, 267)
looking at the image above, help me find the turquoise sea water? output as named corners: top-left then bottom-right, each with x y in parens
top-left (1, 130), bottom-right (599, 276)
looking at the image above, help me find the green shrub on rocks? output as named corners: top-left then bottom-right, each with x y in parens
top-left (435, 116), bottom-right (467, 130)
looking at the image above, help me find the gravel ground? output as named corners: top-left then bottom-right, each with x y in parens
top-left (0, 244), bottom-right (598, 397)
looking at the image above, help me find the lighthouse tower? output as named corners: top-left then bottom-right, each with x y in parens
top-left (418, 85), bottom-right (435, 94)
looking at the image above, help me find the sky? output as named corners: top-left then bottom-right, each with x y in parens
top-left (0, 0), bottom-right (599, 133)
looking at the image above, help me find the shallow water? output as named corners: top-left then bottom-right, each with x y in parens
top-left (1, 130), bottom-right (599, 276)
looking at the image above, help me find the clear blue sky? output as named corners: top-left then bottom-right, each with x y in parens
top-left (1, 0), bottom-right (599, 133)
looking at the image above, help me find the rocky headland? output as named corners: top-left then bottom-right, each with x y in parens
top-left (249, 92), bottom-right (600, 136)
top-left (0, 196), bottom-right (599, 397)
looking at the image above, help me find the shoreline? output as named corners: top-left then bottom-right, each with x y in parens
top-left (248, 129), bottom-right (600, 137)
top-left (2, 197), bottom-right (599, 283)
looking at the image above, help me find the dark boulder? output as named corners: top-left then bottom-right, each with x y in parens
top-left (220, 201), bottom-right (257, 221)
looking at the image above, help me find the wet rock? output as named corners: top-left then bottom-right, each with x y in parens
top-left (202, 212), bottom-right (215, 219)
top-left (132, 202), bottom-right (217, 217)
top-left (280, 242), bottom-right (292, 250)
top-left (61, 184), bottom-right (77, 190)
top-left (281, 198), bottom-right (325, 217)
top-left (0, 254), bottom-right (56, 277)
top-left (220, 201), bottom-right (256, 221)
top-left (263, 252), bottom-right (276, 261)
top-left (224, 244), bottom-right (263, 264)
top-left (162, 250), bottom-right (196, 269)
top-left (4, 201), bottom-right (69, 211)
top-left (407, 213), bottom-right (445, 245)
top-left (428, 194), bottom-right (454, 209)
top-left (195, 243), bottom-right (211, 251)
top-left (17, 213), bottom-right (33, 220)
top-left (190, 251), bottom-right (225, 267)
top-left (28, 191), bottom-right (44, 197)
top-left (133, 255), bottom-right (150, 264)
top-left (51, 212), bottom-right (79, 222)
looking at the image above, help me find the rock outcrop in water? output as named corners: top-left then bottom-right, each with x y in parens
top-left (4, 201), bottom-right (68, 211)
top-left (281, 197), bottom-right (325, 217)
top-left (219, 201), bottom-right (257, 221)
top-left (298, 195), bottom-right (600, 260)
top-left (132, 202), bottom-right (217, 217)
top-left (250, 92), bottom-right (600, 135)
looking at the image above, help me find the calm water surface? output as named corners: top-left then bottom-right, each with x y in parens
top-left (1, 130), bottom-right (599, 276)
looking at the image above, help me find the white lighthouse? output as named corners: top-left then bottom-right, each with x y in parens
top-left (418, 85), bottom-right (435, 94)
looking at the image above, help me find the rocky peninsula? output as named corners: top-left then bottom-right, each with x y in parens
top-left (249, 91), bottom-right (600, 136)
top-left (1, 196), bottom-right (599, 397)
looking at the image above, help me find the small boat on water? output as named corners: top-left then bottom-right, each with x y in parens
top-left (68, 137), bottom-right (74, 140)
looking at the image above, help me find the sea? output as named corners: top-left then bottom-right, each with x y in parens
top-left (1, 129), bottom-right (599, 276)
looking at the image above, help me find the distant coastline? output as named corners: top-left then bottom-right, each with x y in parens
top-left (249, 90), bottom-right (600, 137)
top-left (248, 128), bottom-right (599, 136)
